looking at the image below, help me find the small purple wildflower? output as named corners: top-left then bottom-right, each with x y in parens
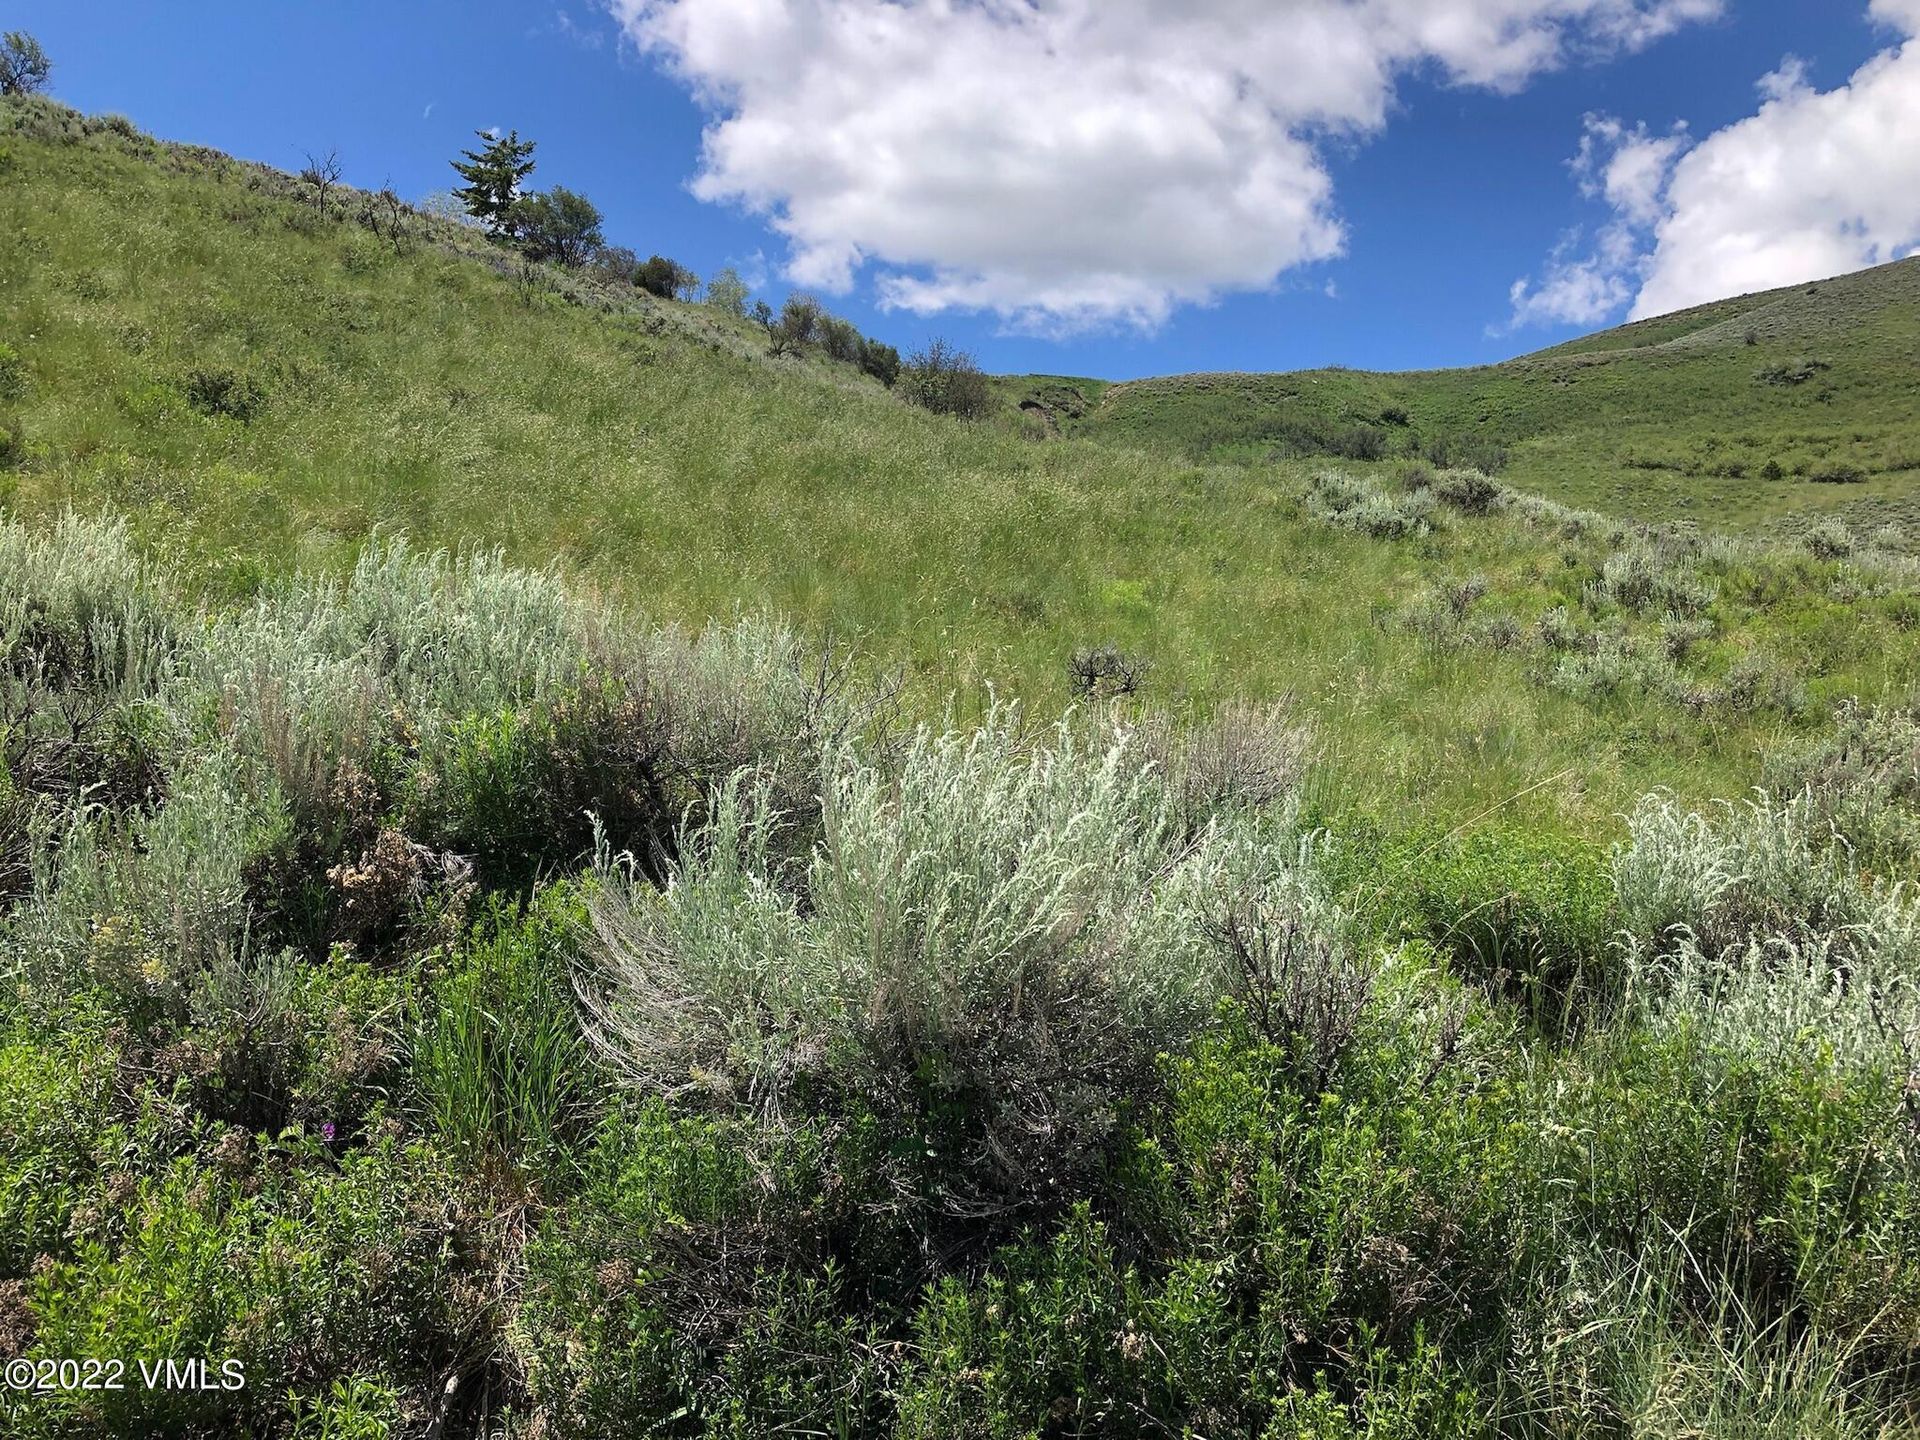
top-left (321, 1122), bottom-right (337, 1142)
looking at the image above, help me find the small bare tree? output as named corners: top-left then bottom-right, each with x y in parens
top-left (299, 148), bottom-right (342, 218)
top-left (1067, 644), bottom-right (1150, 700)
top-left (357, 179), bottom-right (414, 254)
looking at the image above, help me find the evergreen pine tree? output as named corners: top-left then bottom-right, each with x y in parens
top-left (450, 129), bottom-right (536, 239)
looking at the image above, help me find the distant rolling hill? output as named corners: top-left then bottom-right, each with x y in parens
top-left (1007, 257), bottom-right (1920, 535)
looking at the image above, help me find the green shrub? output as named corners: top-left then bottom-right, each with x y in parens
top-left (21, 1141), bottom-right (475, 1437)
top-left (1755, 357), bottom-right (1830, 387)
top-left (634, 252), bottom-right (697, 299)
top-left (513, 1101), bottom-right (876, 1435)
top-left (899, 337), bottom-right (991, 419)
top-left (0, 1024), bottom-right (119, 1275)
top-left (287, 1377), bottom-right (404, 1439)
top-left (1346, 824), bottom-right (1617, 1032)
top-left (0, 341), bottom-right (24, 400)
top-left (412, 888), bottom-right (597, 1176)
top-left (818, 313), bottom-right (861, 364)
top-left (183, 365), bottom-right (268, 421)
top-left (1432, 468), bottom-right (1504, 515)
top-left (1808, 461), bottom-right (1867, 484)
top-left (858, 336), bottom-right (901, 388)
top-left (1422, 433), bottom-right (1510, 475)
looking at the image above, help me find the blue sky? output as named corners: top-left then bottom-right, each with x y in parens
top-left (14, 2), bottom-right (1915, 380)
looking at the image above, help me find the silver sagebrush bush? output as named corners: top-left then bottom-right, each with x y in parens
top-left (581, 707), bottom-right (1310, 1209)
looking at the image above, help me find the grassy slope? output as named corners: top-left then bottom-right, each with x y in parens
top-left (2, 105), bottom-right (1917, 830)
top-left (1018, 259), bottom-right (1920, 533)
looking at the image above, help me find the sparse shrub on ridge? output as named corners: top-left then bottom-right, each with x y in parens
top-left (702, 264), bottom-right (749, 316)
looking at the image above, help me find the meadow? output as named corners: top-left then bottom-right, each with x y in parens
top-left (5, 98), bottom-right (1920, 831)
top-left (1021, 255), bottom-right (1920, 535)
top-left (4, 94), bottom-right (1920, 1438)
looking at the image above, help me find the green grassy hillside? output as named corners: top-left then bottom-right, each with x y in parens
top-left (2, 95), bottom-right (1918, 836)
top-left (1019, 258), bottom-right (1920, 533)
top-left (8, 94), bottom-right (1920, 1440)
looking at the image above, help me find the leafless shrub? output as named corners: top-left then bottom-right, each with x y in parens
top-left (1210, 893), bottom-right (1374, 1092)
top-left (299, 147), bottom-right (342, 218)
top-left (1068, 643), bottom-right (1151, 700)
top-left (356, 181), bottom-right (414, 254)
top-left (326, 826), bottom-right (472, 956)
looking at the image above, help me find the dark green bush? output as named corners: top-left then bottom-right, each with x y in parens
top-left (409, 687), bottom-right (686, 887)
top-left (899, 337), bottom-right (991, 419)
top-left (1422, 433), bottom-right (1510, 475)
top-left (0, 1023), bottom-right (120, 1276)
top-left (1432, 469), bottom-right (1505, 515)
top-left (0, 341), bottom-right (24, 400)
top-left (1808, 461), bottom-right (1867, 484)
top-left (1337, 823), bottom-right (1618, 1033)
top-left (635, 252), bottom-right (699, 300)
top-left (1533, 1031), bottom-right (1920, 1355)
top-left (858, 337), bottom-right (901, 388)
top-left (183, 366), bottom-right (267, 422)
top-left (515, 186), bottom-right (604, 268)
top-left (514, 1102), bottom-right (875, 1435)
top-left (1755, 357), bottom-right (1830, 387)
top-left (19, 1140), bottom-right (480, 1437)
top-left (412, 889), bottom-right (598, 1177)
top-left (818, 313), bottom-right (861, 363)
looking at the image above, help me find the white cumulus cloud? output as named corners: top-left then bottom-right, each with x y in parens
top-left (1508, 1), bottom-right (1920, 330)
top-left (608, 0), bottom-right (1721, 331)
top-left (1504, 113), bottom-right (1688, 329)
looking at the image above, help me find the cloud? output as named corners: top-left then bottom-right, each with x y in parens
top-left (552, 7), bottom-right (609, 48)
top-left (607, 0), bottom-right (1720, 331)
top-left (1505, 226), bottom-right (1637, 329)
top-left (1504, 113), bottom-right (1687, 329)
top-left (1508, 1), bottom-right (1920, 329)
top-left (1631, 15), bottom-right (1920, 318)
